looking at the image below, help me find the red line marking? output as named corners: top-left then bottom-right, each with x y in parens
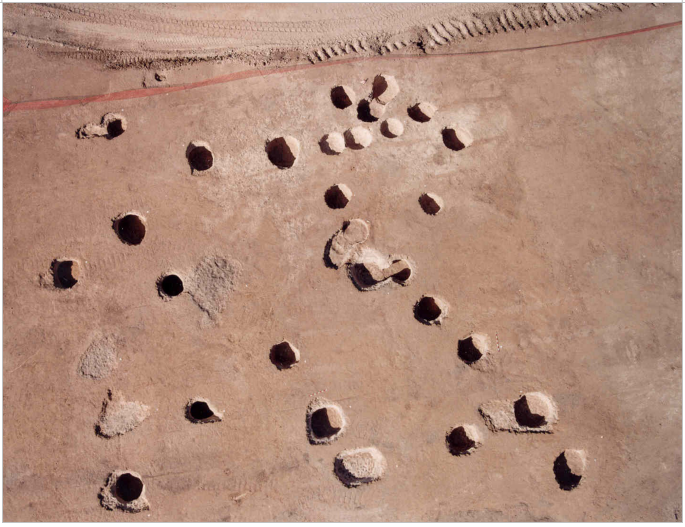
top-left (4, 20), bottom-right (680, 114)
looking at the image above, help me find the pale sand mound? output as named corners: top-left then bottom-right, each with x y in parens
top-left (325, 219), bottom-right (370, 268)
top-left (306, 397), bottom-right (347, 445)
top-left (479, 391), bottom-right (559, 433)
top-left (77, 113), bottom-right (127, 139)
top-left (99, 470), bottom-right (149, 513)
top-left (344, 126), bottom-right (373, 149)
top-left (96, 389), bottom-right (150, 438)
top-left (78, 335), bottom-right (119, 380)
top-left (188, 255), bottom-right (242, 320)
top-left (334, 446), bottom-right (387, 487)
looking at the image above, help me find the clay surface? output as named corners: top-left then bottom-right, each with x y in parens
top-left (3, 3), bottom-right (682, 522)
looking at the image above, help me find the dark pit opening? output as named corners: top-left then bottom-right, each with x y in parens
top-left (357, 99), bottom-right (378, 123)
top-left (514, 396), bottom-right (547, 428)
top-left (415, 297), bottom-right (442, 322)
top-left (325, 186), bottom-right (350, 209)
top-left (188, 146), bottom-right (214, 171)
top-left (53, 260), bottom-right (78, 289)
top-left (458, 337), bottom-right (482, 364)
top-left (443, 129), bottom-right (466, 151)
top-left (554, 453), bottom-right (582, 491)
top-left (266, 138), bottom-right (296, 168)
top-left (160, 274), bottom-right (183, 297)
top-left (270, 342), bottom-right (297, 369)
top-left (189, 401), bottom-right (214, 421)
top-left (446, 427), bottom-right (475, 456)
top-left (350, 263), bottom-right (378, 289)
top-left (408, 104), bottom-right (431, 123)
top-left (372, 76), bottom-right (388, 100)
top-left (107, 119), bottom-right (125, 138)
top-left (115, 214), bottom-right (146, 245)
top-left (392, 260), bottom-right (411, 283)
top-left (115, 473), bottom-right (143, 503)
top-left (310, 407), bottom-right (341, 438)
top-left (419, 194), bottom-right (441, 215)
top-left (331, 86), bottom-right (353, 109)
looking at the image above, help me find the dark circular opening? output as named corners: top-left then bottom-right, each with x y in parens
top-left (408, 104), bottom-right (431, 123)
top-left (443, 129), bottom-right (466, 151)
top-left (458, 337), bottom-right (482, 364)
top-left (107, 119), bottom-right (125, 138)
top-left (446, 427), bottom-right (475, 456)
top-left (189, 401), bottom-right (214, 421)
top-left (188, 146), bottom-right (214, 171)
top-left (116, 215), bottom-right (146, 245)
top-left (160, 274), bottom-right (183, 297)
top-left (356, 100), bottom-right (378, 123)
top-left (350, 263), bottom-right (378, 289)
top-left (270, 342), bottom-right (297, 369)
top-left (324, 186), bottom-right (349, 209)
top-left (331, 86), bottom-right (353, 109)
top-left (53, 260), bottom-right (78, 289)
top-left (115, 473), bottom-right (143, 503)
top-left (392, 261), bottom-right (412, 283)
top-left (419, 194), bottom-right (441, 215)
top-left (554, 453), bottom-right (582, 490)
top-left (266, 138), bottom-right (296, 168)
top-left (514, 396), bottom-right (547, 428)
top-left (415, 297), bottom-right (441, 322)
top-left (310, 407), bottom-right (341, 438)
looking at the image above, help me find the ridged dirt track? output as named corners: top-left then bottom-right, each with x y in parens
top-left (5, 2), bottom-right (635, 67)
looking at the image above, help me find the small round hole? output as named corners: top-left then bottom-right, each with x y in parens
top-left (160, 274), bottom-right (183, 297)
top-left (115, 214), bottom-right (146, 245)
top-left (415, 296), bottom-right (442, 322)
top-left (392, 261), bottom-right (411, 283)
top-left (107, 119), bottom-right (125, 138)
top-left (331, 85), bottom-right (355, 109)
top-left (188, 146), bottom-right (214, 171)
top-left (446, 426), bottom-right (476, 456)
top-left (266, 137), bottom-right (299, 169)
top-left (115, 473), bottom-right (143, 503)
top-left (270, 341), bottom-right (299, 369)
top-left (554, 452), bottom-right (583, 490)
top-left (514, 395), bottom-right (547, 428)
top-left (310, 407), bottom-right (342, 439)
top-left (52, 259), bottom-right (79, 289)
top-left (189, 401), bottom-right (214, 421)
top-left (458, 337), bottom-right (482, 364)
top-left (325, 184), bottom-right (351, 209)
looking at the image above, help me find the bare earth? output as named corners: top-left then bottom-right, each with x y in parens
top-left (3, 3), bottom-right (682, 522)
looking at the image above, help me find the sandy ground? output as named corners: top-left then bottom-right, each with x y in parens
top-left (3, 3), bottom-right (682, 522)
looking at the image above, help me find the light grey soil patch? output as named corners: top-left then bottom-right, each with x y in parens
top-left (306, 397), bottom-right (347, 445)
top-left (76, 113), bottom-right (127, 139)
top-left (99, 470), bottom-right (149, 513)
top-left (185, 397), bottom-right (223, 423)
top-left (325, 219), bottom-right (370, 269)
top-left (78, 335), bottom-right (120, 380)
top-left (96, 389), bottom-right (150, 438)
top-left (187, 255), bottom-right (242, 321)
top-left (334, 446), bottom-right (387, 487)
top-left (479, 391), bottom-right (559, 433)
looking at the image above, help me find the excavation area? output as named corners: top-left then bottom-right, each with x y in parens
top-left (2, 3), bottom-right (682, 522)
